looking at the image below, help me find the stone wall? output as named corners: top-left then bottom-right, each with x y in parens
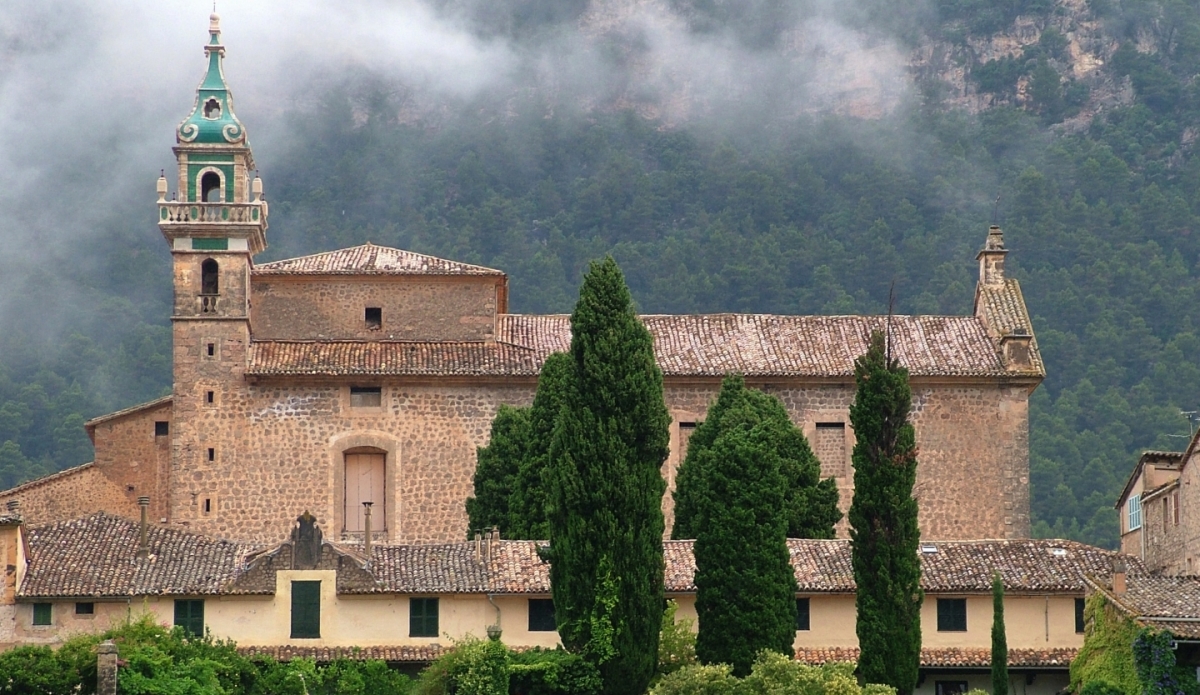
top-left (250, 276), bottom-right (501, 342)
top-left (91, 402), bottom-right (173, 522)
top-left (1141, 484), bottom-right (1184, 573)
top-left (0, 465), bottom-right (138, 528)
top-left (1169, 450), bottom-right (1200, 575)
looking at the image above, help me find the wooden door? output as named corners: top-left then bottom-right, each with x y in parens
top-left (344, 452), bottom-right (385, 532)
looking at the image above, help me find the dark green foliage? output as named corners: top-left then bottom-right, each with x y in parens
top-left (467, 405), bottom-right (531, 536)
top-left (690, 377), bottom-right (800, 676)
top-left (545, 257), bottom-right (670, 695)
top-left (673, 377), bottom-right (839, 541)
top-left (1132, 628), bottom-right (1200, 695)
top-left (508, 648), bottom-right (602, 695)
top-left (991, 573), bottom-right (1008, 695)
top-left (849, 331), bottom-right (922, 695)
top-left (509, 352), bottom-right (573, 540)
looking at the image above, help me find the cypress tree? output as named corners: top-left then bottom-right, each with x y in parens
top-left (992, 572), bottom-right (1009, 695)
top-left (673, 377), bottom-right (840, 540)
top-left (509, 351), bottom-right (572, 539)
top-left (849, 330), bottom-right (922, 695)
top-left (545, 256), bottom-right (670, 695)
top-left (692, 378), bottom-right (798, 676)
top-left (465, 405), bottom-right (530, 536)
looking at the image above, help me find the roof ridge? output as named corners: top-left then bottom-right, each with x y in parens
top-left (0, 462), bottom-right (97, 498)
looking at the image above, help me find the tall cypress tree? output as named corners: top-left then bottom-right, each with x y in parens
top-left (465, 405), bottom-right (530, 536)
top-left (992, 572), bottom-right (1009, 695)
top-left (545, 257), bottom-right (670, 695)
top-left (673, 377), bottom-right (840, 540)
top-left (691, 378), bottom-right (798, 676)
top-left (509, 351), bottom-right (572, 539)
top-left (849, 330), bottom-right (922, 695)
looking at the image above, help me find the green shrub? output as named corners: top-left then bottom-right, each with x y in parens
top-left (649, 664), bottom-right (739, 695)
top-left (650, 652), bottom-right (897, 695)
top-left (656, 600), bottom-right (697, 679)
top-left (508, 648), bottom-right (601, 695)
top-left (415, 638), bottom-right (508, 695)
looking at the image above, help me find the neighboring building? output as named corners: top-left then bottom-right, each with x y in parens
top-left (0, 511), bottom-right (1112, 694)
top-left (1085, 566), bottom-right (1200, 668)
top-left (1115, 450), bottom-right (1183, 561)
top-left (0, 14), bottom-right (1046, 545)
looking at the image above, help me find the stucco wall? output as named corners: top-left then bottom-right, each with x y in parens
top-left (250, 276), bottom-right (501, 342)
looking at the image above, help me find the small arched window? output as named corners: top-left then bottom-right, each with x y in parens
top-left (201, 259), bottom-right (219, 295)
top-left (200, 171), bottom-right (221, 203)
top-left (203, 98), bottom-right (222, 120)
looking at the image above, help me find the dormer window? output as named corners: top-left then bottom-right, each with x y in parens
top-left (203, 98), bottom-right (221, 120)
top-left (200, 172), bottom-right (221, 203)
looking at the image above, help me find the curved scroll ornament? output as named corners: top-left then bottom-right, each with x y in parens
top-left (178, 122), bottom-right (200, 143)
top-left (222, 122), bottom-right (244, 143)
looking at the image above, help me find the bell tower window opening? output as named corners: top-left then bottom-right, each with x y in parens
top-left (200, 259), bottom-right (219, 314)
top-left (200, 171), bottom-right (221, 202)
top-left (202, 98), bottom-right (221, 120)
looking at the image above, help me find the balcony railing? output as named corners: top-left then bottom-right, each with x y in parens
top-left (159, 202), bottom-right (265, 225)
top-left (200, 294), bottom-right (219, 313)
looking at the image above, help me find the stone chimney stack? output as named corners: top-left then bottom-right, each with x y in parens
top-left (1112, 557), bottom-right (1127, 596)
top-left (362, 501), bottom-right (373, 564)
top-left (977, 225), bottom-right (1008, 287)
top-left (474, 531), bottom-right (483, 563)
top-left (136, 496), bottom-right (150, 558)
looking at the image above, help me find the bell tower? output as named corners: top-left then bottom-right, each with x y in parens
top-left (158, 14), bottom-right (267, 531)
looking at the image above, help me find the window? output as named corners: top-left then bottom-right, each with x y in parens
top-left (200, 259), bottom-right (219, 295)
top-left (1128, 494), bottom-right (1142, 531)
top-left (365, 307), bottom-right (382, 330)
top-left (935, 682), bottom-right (969, 695)
top-left (813, 422), bottom-right (847, 477)
top-left (350, 387), bottom-right (382, 408)
top-left (206, 342), bottom-right (215, 357)
top-left (1075, 598), bottom-right (1085, 634)
top-left (290, 581), bottom-right (321, 638)
top-left (75, 602), bottom-right (94, 615)
top-left (936, 598), bottom-right (967, 632)
top-left (154, 421), bottom-right (169, 437)
top-left (1165, 498), bottom-right (1171, 531)
top-left (203, 498), bottom-right (213, 515)
top-left (207, 448), bottom-right (215, 462)
top-left (32, 603), bottom-right (51, 626)
top-left (174, 599), bottom-right (205, 637)
top-left (529, 599), bottom-right (556, 632)
top-left (201, 171), bottom-right (221, 202)
top-left (410, 598), bottom-right (439, 637)
top-left (345, 450), bottom-right (385, 533)
top-left (205, 391), bottom-right (215, 404)
top-left (203, 97), bottom-right (221, 120)
top-left (795, 598), bottom-right (810, 631)
top-left (1175, 491), bottom-right (1181, 525)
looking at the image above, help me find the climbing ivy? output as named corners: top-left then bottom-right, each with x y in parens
top-left (1133, 627), bottom-right (1200, 695)
top-left (1069, 593), bottom-right (1140, 695)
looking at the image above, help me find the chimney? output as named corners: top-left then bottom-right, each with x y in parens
top-left (1112, 557), bottom-right (1127, 596)
top-left (362, 501), bottom-right (373, 564)
top-left (136, 496), bottom-right (150, 558)
top-left (475, 531), bottom-right (483, 563)
top-left (1000, 328), bottom-right (1033, 371)
top-left (977, 225), bottom-right (1008, 287)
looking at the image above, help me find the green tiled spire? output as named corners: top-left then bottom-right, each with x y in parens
top-left (176, 14), bottom-right (246, 145)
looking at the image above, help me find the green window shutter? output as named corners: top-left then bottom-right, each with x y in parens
top-left (174, 600), bottom-right (205, 637)
top-left (409, 597), bottom-right (439, 637)
top-left (193, 238), bottom-right (229, 250)
top-left (291, 581), bottom-right (321, 639)
top-left (32, 603), bottom-right (52, 626)
top-left (936, 598), bottom-right (967, 632)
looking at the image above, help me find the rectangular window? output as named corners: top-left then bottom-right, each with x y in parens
top-left (206, 342), bottom-right (215, 357)
top-left (935, 682), bottom-right (969, 695)
top-left (1128, 494), bottom-right (1142, 531)
top-left (529, 599), bottom-right (556, 632)
top-left (174, 599), bottom-right (205, 637)
top-left (205, 391), bottom-right (215, 405)
top-left (350, 387), bottom-right (382, 408)
top-left (365, 307), bottom-right (382, 329)
top-left (1165, 498), bottom-right (1171, 531)
top-left (1075, 598), bottom-right (1086, 634)
top-left (192, 237), bottom-right (229, 250)
top-left (795, 598), bottom-right (810, 631)
top-left (410, 597), bottom-right (439, 637)
top-left (75, 602), bottom-right (94, 615)
top-left (154, 421), bottom-right (169, 437)
top-left (32, 603), bottom-right (51, 626)
top-left (936, 598), bottom-right (967, 632)
top-left (290, 581), bottom-right (321, 639)
top-left (1175, 491), bottom-right (1181, 525)
top-left (207, 448), bottom-right (215, 462)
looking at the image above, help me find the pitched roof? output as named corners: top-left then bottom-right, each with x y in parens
top-left (1115, 450), bottom-right (1184, 509)
top-left (247, 313), bottom-right (1035, 379)
top-left (253, 244), bottom-right (504, 277)
top-left (1094, 573), bottom-right (1200, 639)
top-left (83, 395), bottom-right (172, 432)
top-left (19, 516), bottom-right (1120, 598)
top-left (795, 647), bottom-right (1078, 668)
top-left (20, 514), bottom-right (251, 598)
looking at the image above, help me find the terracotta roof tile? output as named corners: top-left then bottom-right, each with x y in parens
top-left (20, 513), bottom-right (252, 598)
top-left (974, 280), bottom-right (1045, 375)
top-left (1098, 574), bottom-right (1200, 638)
top-left (247, 341), bottom-right (542, 377)
top-left (366, 544), bottom-right (489, 593)
top-left (253, 244), bottom-right (504, 276)
top-left (238, 645), bottom-right (449, 662)
top-left (795, 647), bottom-right (1077, 668)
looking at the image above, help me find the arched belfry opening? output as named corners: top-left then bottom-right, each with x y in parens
top-left (203, 98), bottom-right (221, 119)
top-left (201, 259), bottom-right (219, 295)
top-left (344, 447), bottom-right (386, 534)
top-left (200, 171), bottom-right (221, 203)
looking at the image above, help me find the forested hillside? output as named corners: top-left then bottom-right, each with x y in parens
top-left (5, 0), bottom-right (1200, 548)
